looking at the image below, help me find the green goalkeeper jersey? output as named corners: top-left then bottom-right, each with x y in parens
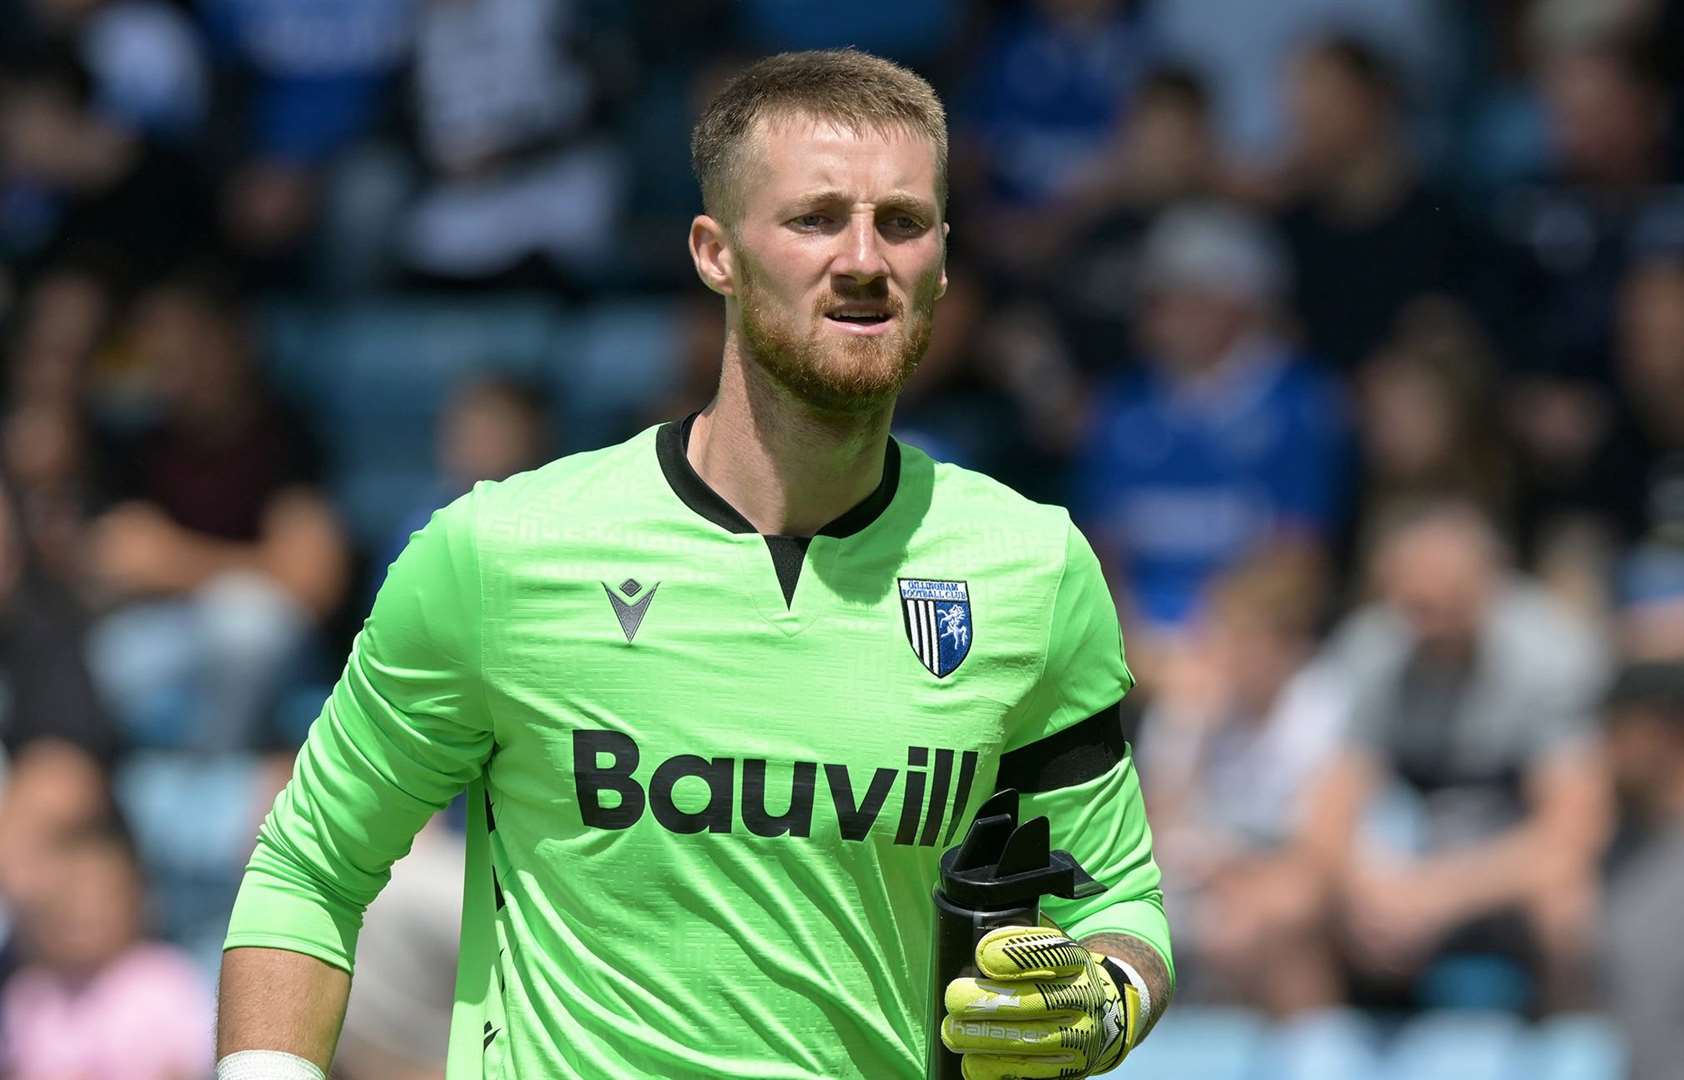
top-left (225, 418), bottom-right (1171, 1079)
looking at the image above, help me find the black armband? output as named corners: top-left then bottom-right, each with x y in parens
top-left (995, 700), bottom-right (1127, 794)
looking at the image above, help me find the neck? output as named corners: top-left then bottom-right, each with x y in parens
top-left (1173, 326), bottom-right (1265, 388)
top-left (688, 346), bottom-right (894, 536)
top-left (1321, 139), bottom-right (1411, 222)
top-left (179, 391), bottom-right (258, 441)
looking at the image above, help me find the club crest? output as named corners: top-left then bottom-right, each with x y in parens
top-left (899, 578), bottom-right (972, 678)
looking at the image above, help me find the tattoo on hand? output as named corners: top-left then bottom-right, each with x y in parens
top-left (1082, 932), bottom-right (1174, 1039)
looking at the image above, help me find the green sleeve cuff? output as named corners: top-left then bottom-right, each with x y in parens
top-left (1064, 894), bottom-right (1176, 990)
top-left (223, 845), bottom-right (364, 973)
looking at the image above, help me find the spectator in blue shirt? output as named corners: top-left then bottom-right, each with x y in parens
top-left (957, 0), bottom-right (1152, 210)
top-left (199, 0), bottom-right (415, 274)
top-left (1074, 203), bottom-right (1349, 641)
top-left (954, 0), bottom-right (1155, 285)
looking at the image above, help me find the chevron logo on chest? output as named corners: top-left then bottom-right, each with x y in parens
top-left (603, 578), bottom-right (659, 642)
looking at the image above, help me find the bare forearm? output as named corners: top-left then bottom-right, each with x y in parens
top-left (177, 529), bottom-right (344, 617)
top-left (1416, 820), bottom-right (1600, 928)
top-left (158, 492), bottom-right (347, 615)
top-left (1418, 763), bottom-right (1608, 925)
top-left (1082, 932), bottom-right (1174, 1040)
top-left (216, 947), bottom-right (351, 1069)
top-left (1415, 826), bottom-right (1543, 919)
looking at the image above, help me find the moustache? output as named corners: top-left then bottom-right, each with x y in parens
top-left (812, 293), bottom-right (907, 319)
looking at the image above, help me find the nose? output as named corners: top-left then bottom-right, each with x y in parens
top-left (833, 213), bottom-right (889, 286)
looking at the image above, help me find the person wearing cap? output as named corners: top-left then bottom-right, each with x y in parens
top-left (1071, 202), bottom-right (1350, 647)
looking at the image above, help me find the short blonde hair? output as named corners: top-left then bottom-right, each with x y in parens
top-left (690, 49), bottom-right (948, 223)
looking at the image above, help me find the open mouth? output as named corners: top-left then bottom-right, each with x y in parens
top-left (825, 311), bottom-right (893, 326)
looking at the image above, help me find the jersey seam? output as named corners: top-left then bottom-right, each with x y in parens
top-left (1035, 515), bottom-right (1076, 703)
top-left (998, 513), bottom-right (1075, 740)
top-left (463, 486), bottom-right (499, 750)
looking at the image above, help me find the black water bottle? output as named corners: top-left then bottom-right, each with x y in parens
top-left (928, 788), bottom-right (1104, 1079)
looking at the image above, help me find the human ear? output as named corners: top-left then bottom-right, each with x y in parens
top-left (689, 215), bottom-right (737, 296)
top-left (936, 220), bottom-right (950, 300)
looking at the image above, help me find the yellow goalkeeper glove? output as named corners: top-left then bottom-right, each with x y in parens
top-left (941, 923), bottom-right (1141, 1079)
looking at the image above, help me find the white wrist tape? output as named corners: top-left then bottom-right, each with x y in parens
top-left (216, 1050), bottom-right (326, 1080)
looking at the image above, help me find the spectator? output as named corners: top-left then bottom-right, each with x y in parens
top-left (1049, 66), bottom-right (1228, 369)
top-left (379, 373), bottom-right (553, 576)
top-left (0, 740), bottom-right (112, 991)
top-left (1601, 659), bottom-right (1684, 1080)
top-left (1616, 448), bottom-right (1684, 661)
top-left (0, 477), bottom-right (116, 761)
top-left (200, 0), bottom-right (415, 276)
top-left (1512, 241), bottom-right (1684, 577)
top-left (732, 0), bottom-right (961, 70)
top-left (1526, 0), bottom-right (1657, 74)
top-left (1528, 33), bottom-right (1678, 373)
top-left (1599, 248), bottom-right (1684, 539)
top-left (1618, 542), bottom-right (1684, 662)
top-left (1351, 298), bottom-right (1513, 560)
top-left (1443, 1), bottom-right (1553, 198)
top-left (953, 0), bottom-right (1152, 276)
top-left (395, 0), bottom-right (624, 290)
top-left (0, 48), bottom-right (212, 286)
top-left (1142, 0), bottom-right (1450, 167)
top-left (1662, 0), bottom-right (1684, 177)
top-left (1498, 34), bottom-right (1682, 491)
top-left (642, 293), bottom-right (726, 431)
top-left (0, 816), bottom-right (213, 1080)
top-left (2, 399), bottom-right (93, 585)
top-left (85, 273), bottom-right (347, 751)
top-left (4, 256), bottom-right (112, 408)
top-left (435, 375), bottom-right (552, 492)
top-left (1306, 502), bottom-right (1610, 1012)
top-left (1072, 203), bottom-right (1348, 641)
top-left (1137, 552), bottom-right (1345, 1015)
top-left (1, 261), bottom-right (114, 584)
top-left (893, 263), bottom-right (1050, 491)
top-left (11, 0), bottom-right (209, 141)
top-left (1275, 35), bottom-right (1491, 373)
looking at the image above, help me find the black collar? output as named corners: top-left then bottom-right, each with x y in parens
top-left (656, 414), bottom-right (900, 538)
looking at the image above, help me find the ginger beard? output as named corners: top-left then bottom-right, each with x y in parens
top-left (735, 250), bottom-right (940, 415)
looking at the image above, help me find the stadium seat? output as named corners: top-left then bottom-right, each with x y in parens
top-left (1112, 1008), bottom-right (1627, 1080)
top-left (554, 300), bottom-right (681, 448)
top-left (1509, 1015), bottom-right (1627, 1080)
top-left (115, 752), bottom-right (265, 974)
top-left (1383, 1011), bottom-right (1524, 1080)
top-left (1118, 1007), bottom-right (1264, 1080)
top-left (259, 297), bottom-right (685, 545)
top-left (260, 297), bottom-right (568, 545)
top-left (1260, 1008), bottom-right (1385, 1080)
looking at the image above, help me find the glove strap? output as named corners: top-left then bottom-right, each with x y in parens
top-left (1100, 955), bottom-right (1151, 1025)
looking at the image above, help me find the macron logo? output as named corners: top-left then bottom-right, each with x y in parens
top-left (604, 578), bottom-right (658, 642)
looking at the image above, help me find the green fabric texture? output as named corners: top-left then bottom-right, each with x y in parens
top-left (225, 424), bottom-right (1169, 1078)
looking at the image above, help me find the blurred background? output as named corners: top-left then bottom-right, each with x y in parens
top-left (0, 0), bottom-right (1683, 1076)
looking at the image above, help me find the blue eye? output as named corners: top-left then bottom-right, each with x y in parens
top-left (794, 214), bottom-right (830, 229)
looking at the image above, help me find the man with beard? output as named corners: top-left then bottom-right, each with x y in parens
top-left (215, 50), bottom-right (1173, 1080)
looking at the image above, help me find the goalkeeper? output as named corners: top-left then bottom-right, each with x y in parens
top-left (217, 49), bottom-right (1173, 1080)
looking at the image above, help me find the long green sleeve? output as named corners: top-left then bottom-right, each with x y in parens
top-left (225, 492), bottom-right (492, 970)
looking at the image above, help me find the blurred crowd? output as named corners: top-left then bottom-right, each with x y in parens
top-left (1, 0), bottom-right (1684, 1077)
